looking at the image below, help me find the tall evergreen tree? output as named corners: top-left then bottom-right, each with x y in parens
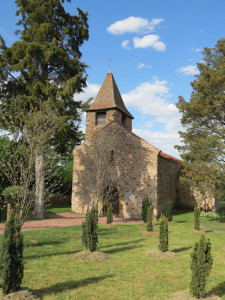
top-left (176, 38), bottom-right (225, 203)
top-left (0, 0), bottom-right (89, 219)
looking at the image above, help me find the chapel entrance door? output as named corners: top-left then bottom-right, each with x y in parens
top-left (103, 185), bottom-right (119, 215)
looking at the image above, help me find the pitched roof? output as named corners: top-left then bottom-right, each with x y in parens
top-left (159, 151), bottom-right (183, 164)
top-left (87, 72), bottom-right (134, 119)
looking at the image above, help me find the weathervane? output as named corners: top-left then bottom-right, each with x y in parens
top-left (108, 57), bottom-right (113, 72)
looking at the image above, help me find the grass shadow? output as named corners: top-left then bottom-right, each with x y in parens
top-left (172, 246), bottom-right (192, 253)
top-left (25, 239), bottom-right (67, 247)
top-left (38, 275), bottom-right (114, 296)
top-left (100, 238), bottom-right (145, 249)
top-left (175, 220), bottom-right (187, 223)
top-left (25, 249), bottom-right (80, 260)
top-left (209, 281), bottom-right (225, 297)
top-left (104, 245), bottom-right (142, 254)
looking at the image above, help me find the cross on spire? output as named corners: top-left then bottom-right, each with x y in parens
top-left (108, 57), bottom-right (113, 72)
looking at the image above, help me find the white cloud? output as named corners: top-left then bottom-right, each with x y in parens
top-left (177, 65), bottom-right (199, 76)
top-left (122, 78), bottom-right (181, 134)
top-left (122, 40), bottom-right (131, 49)
top-left (121, 78), bottom-right (182, 156)
top-left (73, 83), bottom-right (101, 103)
top-left (107, 17), bottom-right (164, 35)
top-left (133, 128), bottom-right (181, 157)
top-left (137, 63), bottom-right (152, 69)
top-left (133, 35), bottom-right (166, 51)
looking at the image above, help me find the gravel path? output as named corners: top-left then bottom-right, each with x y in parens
top-left (0, 212), bottom-right (144, 234)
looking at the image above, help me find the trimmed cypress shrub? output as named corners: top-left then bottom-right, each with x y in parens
top-left (165, 201), bottom-right (173, 221)
top-left (194, 206), bottom-right (200, 230)
top-left (190, 234), bottom-right (213, 298)
top-left (0, 210), bottom-right (24, 295)
top-left (146, 205), bottom-right (153, 231)
top-left (106, 203), bottom-right (113, 224)
top-left (142, 195), bottom-right (149, 223)
top-left (159, 213), bottom-right (168, 252)
top-left (81, 204), bottom-right (98, 252)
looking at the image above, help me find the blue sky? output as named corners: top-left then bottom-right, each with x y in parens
top-left (1, 0), bottom-right (225, 157)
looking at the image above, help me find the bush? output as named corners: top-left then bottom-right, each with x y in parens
top-left (190, 234), bottom-right (213, 298)
top-left (106, 203), bottom-right (113, 224)
top-left (0, 210), bottom-right (24, 295)
top-left (81, 204), bottom-right (98, 252)
top-left (146, 205), bottom-right (153, 231)
top-left (142, 195), bottom-right (149, 223)
top-left (165, 201), bottom-right (172, 221)
top-left (194, 206), bottom-right (200, 230)
top-left (159, 213), bottom-right (168, 252)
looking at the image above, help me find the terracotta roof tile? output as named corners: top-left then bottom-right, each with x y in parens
top-left (159, 151), bottom-right (183, 164)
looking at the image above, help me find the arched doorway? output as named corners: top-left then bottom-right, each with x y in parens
top-left (103, 185), bottom-right (119, 215)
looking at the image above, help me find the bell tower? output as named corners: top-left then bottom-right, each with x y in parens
top-left (85, 72), bottom-right (134, 140)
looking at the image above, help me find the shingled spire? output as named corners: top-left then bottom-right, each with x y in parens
top-left (85, 72), bottom-right (134, 140)
top-left (88, 72), bottom-right (133, 119)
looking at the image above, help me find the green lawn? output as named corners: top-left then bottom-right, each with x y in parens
top-left (0, 203), bottom-right (71, 223)
top-left (1, 210), bottom-right (225, 299)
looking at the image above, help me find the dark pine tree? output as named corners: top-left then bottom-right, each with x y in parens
top-left (0, 0), bottom-right (89, 219)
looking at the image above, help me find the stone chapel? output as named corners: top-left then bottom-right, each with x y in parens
top-left (72, 72), bottom-right (216, 219)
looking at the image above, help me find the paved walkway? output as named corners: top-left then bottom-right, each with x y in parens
top-left (0, 212), bottom-right (144, 234)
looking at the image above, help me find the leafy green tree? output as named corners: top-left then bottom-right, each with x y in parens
top-left (159, 214), bottom-right (168, 252)
top-left (190, 234), bottom-right (213, 298)
top-left (0, 210), bottom-right (23, 295)
top-left (106, 203), bottom-right (113, 224)
top-left (176, 38), bottom-right (225, 204)
top-left (146, 205), bottom-right (153, 232)
top-left (194, 206), bottom-right (200, 230)
top-left (0, 0), bottom-right (89, 219)
top-left (142, 195), bottom-right (149, 223)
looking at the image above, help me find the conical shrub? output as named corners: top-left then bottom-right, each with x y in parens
top-left (0, 210), bottom-right (24, 295)
top-left (146, 205), bottom-right (153, 231)
top-left (194, 206), bottom-right (200, 230)
top-left (165, 201), bottom-right (172, 221)
top-left (106, 203), bottom-right (113, 224)
top-left (142, 195), bottom-right (149, 223)
top-left (159, 213), bottom-right (168, 252)
top-left (81, 204), bottom-right (98, 252)
top-left (190, 234), bottom-right (213, 298)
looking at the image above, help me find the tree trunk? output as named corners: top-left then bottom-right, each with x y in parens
top-left (34, 152), bottom-right (45, 219)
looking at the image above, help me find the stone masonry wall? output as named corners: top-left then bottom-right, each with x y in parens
top-left (85, 109), bottom-right (132, 141)
top-left (157, 156), bottom-right (182, 218)
top-left (72, 121), bottom-right (159, 219)
top-left (178, 183), bottom-right (217, 211)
